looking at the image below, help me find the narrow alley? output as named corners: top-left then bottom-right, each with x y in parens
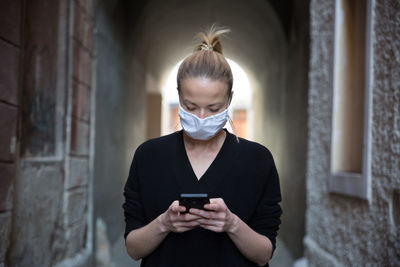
top-left (0, 0), bottom-right (399, 266)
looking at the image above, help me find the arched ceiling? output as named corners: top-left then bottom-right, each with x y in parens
top-left (128, 0), bottom-right (288, 93)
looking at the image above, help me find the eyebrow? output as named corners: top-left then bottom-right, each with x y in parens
top-left (183, 100), bottom-right (224, 107)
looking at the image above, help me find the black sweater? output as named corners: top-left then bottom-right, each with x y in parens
top-left (123, 129), bottom-right (282, 267)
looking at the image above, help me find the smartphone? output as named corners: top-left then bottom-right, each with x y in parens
top-left (179, 193), bottom-right (210, 213)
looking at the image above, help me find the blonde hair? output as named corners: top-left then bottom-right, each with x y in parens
top-left (177, 24), bottom-right (233, 94)
top-left (177, 25), bottom-right (239, 142)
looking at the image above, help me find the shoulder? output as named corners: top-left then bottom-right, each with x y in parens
top-left (232, 134), bottom-right (274, 163)
top-left (135, 131), bottom-right (180, 156)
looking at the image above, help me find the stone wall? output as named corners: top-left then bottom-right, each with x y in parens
top-left (0, 0), bottom-right (22, 265)
top-left (275, 0), bottom-right (309, 258)
top-left (306, 0), bottom-right (400, 265)
top-left (1, 0), bottom-right (96, 266)
top-left (93, 1), bottom-right (147, 266)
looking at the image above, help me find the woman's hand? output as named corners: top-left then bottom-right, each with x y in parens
top-left (190, 198), bottom-right (272, 265)
top-left (159, 200), bottom-right (202, 233)
top-left (189, 198), bottom-right (238, 233)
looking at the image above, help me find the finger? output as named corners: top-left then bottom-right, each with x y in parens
top-left (209, 198), bottom-right (224, 204)
top-left (198, 219), bottom-right (224, 227)
top-left (171, 200), bottom-right (179, 207)
top-left (209, 204), bottom-right (229, 214)
top-left (189, 208), bottom-right (209, 218)
top-left (189, 208), bottom-right (219, 219)
top-left (170, 200), bottom-right (178, 211)
top-left (170, 205), bottom-right (179, 213)
top-left (172, 225), bottom-right (196, 233)
top-left (209, 198), bottom-right (228, 210)
top-left (199, 224), bottom-right (223, 233)
top-left (171, 204), bottom-right (186, 213)
top-left (171, 212), bottom-right (202, 222)
top-left (203, 203), bottom-right (221, 211)
top-left (179, 206), bottom-right (187, 213)
top-left (174, 221), bottom-right (200, 228)
top-left (181, 213), bottom-right (202, 221)
top-left (175, 226), bottom-right (196, 233)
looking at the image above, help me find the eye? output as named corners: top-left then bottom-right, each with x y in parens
top-left (186, 106), bottom-right (196, 111)
top-left (209, 108), bottom-right (220, 113)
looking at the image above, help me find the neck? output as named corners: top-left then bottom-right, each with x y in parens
top-left (183, 129), bottom-right (226, 150)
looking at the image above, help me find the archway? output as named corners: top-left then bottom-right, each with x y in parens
top-left (93, 0), bottom-right (309, 265)
top-left (161, 58), bottom-right (254, 139)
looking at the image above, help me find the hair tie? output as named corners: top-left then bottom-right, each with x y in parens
top-left (200, 43), bottom-right (213, 51)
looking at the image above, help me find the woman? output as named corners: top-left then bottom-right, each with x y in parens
top-left (123, 25), bottom-right (282, 267)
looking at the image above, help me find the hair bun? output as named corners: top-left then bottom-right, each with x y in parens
top-left (195, 24), bottom-right (231, 54)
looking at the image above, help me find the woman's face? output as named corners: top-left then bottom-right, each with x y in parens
top-left (179, 77), bottom-right (231, 119)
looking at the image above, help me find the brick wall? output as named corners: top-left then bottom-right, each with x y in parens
top-left (0, 0), bottom-right (22, 265)
top-left (0, 0), bottom-right (95, 265)
top-left (63, 0), bottom-right (95, 260)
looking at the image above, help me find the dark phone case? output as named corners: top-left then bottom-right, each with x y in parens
top-left (179, 194), bottom-right (210, 213)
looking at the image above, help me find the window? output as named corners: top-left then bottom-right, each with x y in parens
top-left (330, 0), bottom-right (372, 199)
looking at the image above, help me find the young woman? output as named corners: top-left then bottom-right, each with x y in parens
top-left (123, 25), bottom-right (282, 267)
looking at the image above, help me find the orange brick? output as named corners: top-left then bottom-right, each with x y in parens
top-left (73, 41), bottom-right (92, 86)
top-left (70, 117), bottom-right (90, 156)
top-left (72, 80), bottom-right (90, 122)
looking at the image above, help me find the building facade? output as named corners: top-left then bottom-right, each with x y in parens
top-left (305, 0), bottom-right (400, 265)
top-left (0, 0), bottom-right (399, 266)
top-left (0, 0), bottom-right (95, 266)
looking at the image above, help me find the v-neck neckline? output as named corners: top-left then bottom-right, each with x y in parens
top-left (172, 129), bottom-right (238, 194)
top-left (182, 129), bottom-right (229, 182)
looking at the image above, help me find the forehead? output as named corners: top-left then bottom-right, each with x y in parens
top-left (179, 78), bottom-right (229, 101)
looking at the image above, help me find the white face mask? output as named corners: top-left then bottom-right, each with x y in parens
top-left (178, 104), bottom-right (229, 140)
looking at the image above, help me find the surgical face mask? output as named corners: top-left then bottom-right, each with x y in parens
top-left (178, 104), bottom-right (229, 140)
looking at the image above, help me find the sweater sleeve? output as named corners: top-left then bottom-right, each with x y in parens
top-left (122, 147), bottom-right (146, 240)
top-left (248, 151), bottom-right (282, 253)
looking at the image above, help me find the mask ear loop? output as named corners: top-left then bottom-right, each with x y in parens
top-left (226, 91), bottom-right (239, 142)
top-left (228, 115), bottom-right (240, 143)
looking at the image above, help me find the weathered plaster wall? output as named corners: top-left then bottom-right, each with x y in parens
top-left (93, 1), bottom-right (146, 266)
top-left (1, 0), bottom-right (95, 265)
top-left (0, 0), bottom-right (22, 265)
top-left (306, 0), bottom-right (400, 265)
top-left (274, 0), bottom-right (309, 259)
